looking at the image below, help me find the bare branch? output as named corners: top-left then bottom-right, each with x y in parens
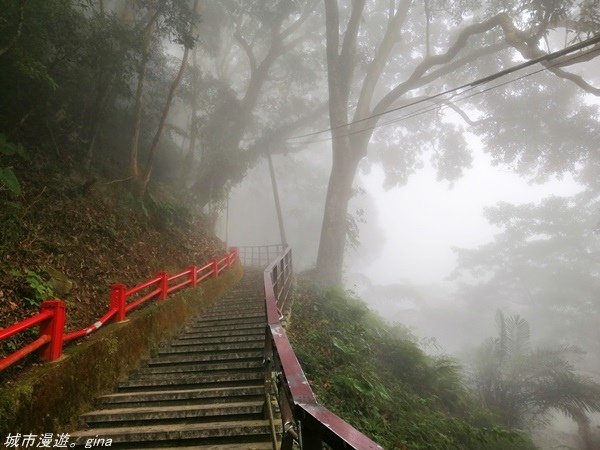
top-left (354, 0), bottom-right (412, 121)
top-left (424, 0), bottom-right (431, 57)
top-left (552, 44), bottom-right (600, 67)
top-left (247, 103), bottom-right (329, 157)
top-left (497, 15), bottom-right (600, 96)
top-left (339, 0), bottom-right (367, 100)
top-left (280, 0), bottom-right (319, 41)
top-left (443, 100), bottom-right (485, 126)
top-left (373, 13), bottom-right (513, 117)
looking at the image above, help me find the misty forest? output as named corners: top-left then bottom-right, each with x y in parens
top-left (1, 0), bottom-right (600, 449)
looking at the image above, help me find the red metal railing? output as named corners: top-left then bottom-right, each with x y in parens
top-left (262, 247), bottom-right (383, 450)
top-left (0, 249), bottom-right (238, 372)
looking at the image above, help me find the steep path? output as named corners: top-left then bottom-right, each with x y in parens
top-left (71, 271), bottom-right (279, 448)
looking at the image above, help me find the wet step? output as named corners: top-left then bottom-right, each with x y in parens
top-left (98, 386), bottom-right (264, 409)
top-left (190, 314), bottom-right (266, 327)
top-left (183, 322), bottom-right (265, 334)
top-left (135, 360), bottom-right (263, 376)
top-left (73, 272), bottom-right (280, 448)
top-left (118, 370), bottom-right (264, 391)
top-left (156, 341), bottom-right (263, 355)
top-left (159, 444), bottom-right (274, 450)
top-left (177, 328), bottom-right (265, 339)
top-left (186, 317), bottom-right (266, 332)
top-left (81, 401), bottom-right (264, 427)
top-left (147, 350), bottom-right (264, 366)
top-left (171, 334), bottom-right (264, 346)
top-left (199, 310), bottom-right (265, 320)
top-left (71, 419), bottom-right (280, 445)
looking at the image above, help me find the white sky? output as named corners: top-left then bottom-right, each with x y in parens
top-left (358, 137), bottom-right (583, 286)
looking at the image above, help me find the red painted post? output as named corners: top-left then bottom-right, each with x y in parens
top-left (39, 300), bottom-right (66, 362)
top-left (158, 272), bottom-right (168, 300)
top-left (189, 265), bottom-right (197, 288)
top-left (110, 284), bottom-right (127, 322)
top-left (212, 259), bottom-right (218, 278)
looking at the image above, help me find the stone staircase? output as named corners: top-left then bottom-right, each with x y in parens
top-left (72, 273), bottom-right (279, 449)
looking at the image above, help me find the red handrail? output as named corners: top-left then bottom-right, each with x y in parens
top-left (0, 310), bottom-right (54, 341)
top-left (0, 335), bottom-right (51, 372)
top-left (63, 308), bottom-right (118, 343)
top-left (0, 248), bottom-right (239, 372)
top-left (263, 247), bottom-right (383, 450)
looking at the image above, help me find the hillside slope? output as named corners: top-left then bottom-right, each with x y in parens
top-left (287, 280), bottom-right (535, 449)
top-left (0, 157), bottom-right (226, 372)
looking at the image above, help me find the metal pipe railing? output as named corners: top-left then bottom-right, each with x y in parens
top-left (262, 246), bottom-right (383, 450)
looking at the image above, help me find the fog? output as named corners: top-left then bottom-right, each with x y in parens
top-left (215, 7), bottom-right (600, 443)
top-left (104, 0), bottom-right (600, 447)
top-left (4, 0), bottom-right (600, 447)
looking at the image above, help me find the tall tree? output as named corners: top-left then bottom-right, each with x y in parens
top-left (452, 190), bottom-right (600, 369)
top-left (317, 0), bottom-right (600, 284)
top-left (127, 0), bottom-right (199, 196)
top-left (473, 311), bottom-right (600, 449)
top-left (186, 0), bottom-right (324, 209)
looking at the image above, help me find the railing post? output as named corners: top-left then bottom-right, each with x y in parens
top-left (212, 259), bottom-right (218, 278)
top-left (299, 422), bottom-right (322, 449)
top-left (189, 265), bottom-right (197, 288)
top-left (158, 272), bottom-right (168, 300)
top-left (110, 283), bottom-right (127, 322)
top-left (39, 300), bottom-right (66, 362)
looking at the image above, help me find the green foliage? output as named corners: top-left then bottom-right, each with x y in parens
top-left (453, 190), bottom-right (600, 368)
top-left (145, 193), bottom-right (193, 230)
top-left (0, 134), bottom-right (26, 195)
top-left (9, 269), bottom-right (55, 309)
top-left (472, 310), bottom-right (600, 429)
top-left (288, 281), bottom-right (535, 449)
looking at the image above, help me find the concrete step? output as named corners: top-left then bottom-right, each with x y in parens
top-left (73, 273), bottom-right (282, 448)
top-left (71, 419), bottom-right (279, 444)
top-left (81, 401), bottom-right (264, 427)
top-left (183, 323), bottom-right (265, 334)
top-left (160, 444), bottom-right (274, 450)
top-left (135, 360), bottom-right (263, 376)
top-left (171, 335), bottom-right (264, 346)
top-left (157, 341), bottom-right (263, 355)
top-left (209, 297), bottom-right (262, 304)
top-left (177, 328), bottom-right (265, 339)
top-left (200, 310), bottom-right (265, 320)
top-left (98, 386), bottom-right (264, 409)
top-left (188, 320), bottom-right (265, 332)
top-left (148, 351), bottom-right (264, 366)
top-left (191, 314), bottom-right (266, 327)
top-left (119, 371), bottom-right (264, 390)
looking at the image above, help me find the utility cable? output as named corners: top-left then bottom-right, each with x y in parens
top-left (289, 43), bottom-right (600, 146)
top-left (287, 33), bottom-right (600, 143)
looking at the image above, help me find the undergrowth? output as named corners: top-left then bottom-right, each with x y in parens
top-left (288, 280), bottom-right (535, 449)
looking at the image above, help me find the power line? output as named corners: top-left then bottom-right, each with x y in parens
top-left (289, 43), bottom-right (600, 146)
top-left (287, 33), bottom-right (600, 143)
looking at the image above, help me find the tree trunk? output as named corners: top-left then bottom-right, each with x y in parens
top-left (315, 0), bottom-right (362, 285)
top-left (180, 49), bottom-right (198, 187)
top-left (315, 139), bottom-right (361, 284)
top-left (137, 44), bottom-right (190, 196)
top-left (128, 11), bottom-right (158, 181)
top-left (85, 77), bottom-right (114, 171)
